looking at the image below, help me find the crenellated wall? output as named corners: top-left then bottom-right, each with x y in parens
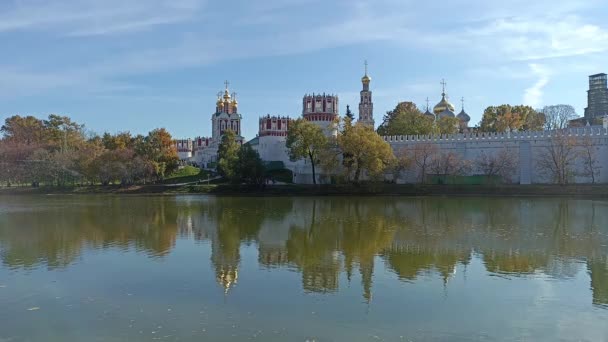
top-left (385, 127), bottom-right (608, 184)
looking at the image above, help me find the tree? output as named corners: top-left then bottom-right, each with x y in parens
top-left (474, 149), bottom-right (518, 183)
top-left (411, 143), bottom-right (438, 183)
top-left (102, 131), bottom-right (134, 150)
top-left (579, 136), bottom-right (601, 184)
top-left (286, 118), bottom-right (328, 185)
top-left (392, 148), bottom-right (412, 182)
top-left (437, 117), bottom-right (460, 135)
top-left (236, 144), bottom-right (266, 185)
top-left (43, 114), bottom-right (85, 151)
top-left (377, 102), bottom-right (434, 136)
top-left (541, 105), bottom-right (578, 130)
top-left (479, 105), bottom-right (543, 132)
top-left (338, 122), bottom-right (396, 183)
top-left (137, 128), bottom-right (179, 179)
top-left (536, 131), bottom-right (580, 184)
top-left (1, 115), bottom-right (47, 146)
top-left (345, 105), bottom-right (354, 120)
top-left (429, 152), bottom-right (472, 176)
top-left (217, 129), bottom-right (240, 182)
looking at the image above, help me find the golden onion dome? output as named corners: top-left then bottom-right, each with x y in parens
top-left (216, 97), bottom-right (223, 106)
top-left (433, 95), bottom-right (455, 115)
top-left (223, 89), bottom-right (231, 100)
top-left (362, 74), bottom-right (371, 84)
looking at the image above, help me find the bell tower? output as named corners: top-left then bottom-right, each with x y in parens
top-left (358, 60), bottom-right (374, 127)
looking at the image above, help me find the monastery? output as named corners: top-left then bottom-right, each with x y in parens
top-left (174, 66), bottom-right (608, 184)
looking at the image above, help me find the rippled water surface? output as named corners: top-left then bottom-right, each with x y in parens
top-left (1, 195), bottom-right (607, 341)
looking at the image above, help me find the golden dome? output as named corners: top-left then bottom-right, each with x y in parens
top-left (223, 89), bottom-right (231, 100)
top-left (433, 95), bottom-right (455, 115)
top-left (216, 97), bottom-right (223, 106)
top-left (362, 74), bottom-right (371, 84)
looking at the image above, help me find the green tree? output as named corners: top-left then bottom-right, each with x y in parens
top-left (339, 121), bottom-right (396, 183)
top-left (102, 131), bottom-right (134, 150)
top-left (237, 144), bottom-right (266, 185)
top-left (286, 118), bottom-right (328, 185)
top-left (217, 129), bottom-right (240, 182)
top-left (436, 116), bottom-right (460, 135)
top-left (43, 114), bottom-right (85, 151)
top-left (377, 102), bottom-right (434, 136)
top-left (345, 105), bottom-right (354, 120)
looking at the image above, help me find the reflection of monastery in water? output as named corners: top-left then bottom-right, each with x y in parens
top-left (2, 196), bottom-right (606, 307)
top-left (172, 197), bottom-right (608, 306)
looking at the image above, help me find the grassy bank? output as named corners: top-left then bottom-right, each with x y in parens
top-left (1, 183), bottom-right (608, 198)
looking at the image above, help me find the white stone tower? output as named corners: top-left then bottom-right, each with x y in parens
top-left (358, 60), bottom-right (374, 127)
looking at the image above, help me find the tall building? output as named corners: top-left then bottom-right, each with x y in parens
top-left (584, 73), bottom-right (608, 120)
top-left (302, 93), bottom-right (339, 136)
top-left (212, 81), bottom-right (243, 141)
top-left (358, 61), bottom-right (374, 127)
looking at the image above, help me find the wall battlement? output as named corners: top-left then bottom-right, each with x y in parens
top-left (383, 127), bottom-right (608, 144)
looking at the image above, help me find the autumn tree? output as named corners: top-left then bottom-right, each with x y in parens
top-left (474, 149), bottom-right (518, 183)
top-left (286, 118), bottom-right (328, 185)
top-left (217, 129), bottom-right (240, 182)
top-left (1, 115), bottom-right (47, 146)
top-left (377, 102), bottom-right (434, 136)
top-left (338, 122), bottom-right (396, 183)
top-left (102, 131), bottom-right (135, 150)
top-left (479, 105), bottom-right (544, 132)
top-left (536, 131), bottom-right (580, 184)
top-left (541, 105), bottom-right (578, 130)
top-left (136, 128), bottom-right (179, 179)
top-left (579, 136), bottom-right (601, 183)
top-left (411, 143), bottom-right (438, 183)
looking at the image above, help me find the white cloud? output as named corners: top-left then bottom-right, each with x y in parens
top-left (523, 64), bottom-right (551, 108)
top-left (0, 0), bottom-right (205, 35)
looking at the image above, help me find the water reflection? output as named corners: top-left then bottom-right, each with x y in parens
top-left (1, 196), bottom-right (607, 308)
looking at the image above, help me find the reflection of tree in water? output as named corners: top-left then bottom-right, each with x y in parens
top-left (0, 197), bottom-right (179, 269)
top-left (196, 197), bottom-right (294, 293)
top-left (588, 257), bottom-right (608, 307)
top-left (284, 198), bottom-right (399, 300)
top-left (3, 196), bottom-right (608, 307)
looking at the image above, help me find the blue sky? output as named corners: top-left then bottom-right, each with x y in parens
top-left (1, 0), bottom-right (607, 140)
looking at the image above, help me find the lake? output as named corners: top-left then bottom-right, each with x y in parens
top-left (1, 195), bottom-right (607, 341)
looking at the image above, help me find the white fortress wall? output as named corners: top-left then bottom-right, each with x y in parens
top-left (385, 127), bottom-right (608, 184)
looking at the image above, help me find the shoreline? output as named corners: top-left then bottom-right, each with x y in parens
top-left (1, 184), bottom-right (608, 198)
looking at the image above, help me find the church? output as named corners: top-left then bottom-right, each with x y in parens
top-left (175, 64), bottom-right (473, 183)
top-left (174, 65), bottom-right (608, 184)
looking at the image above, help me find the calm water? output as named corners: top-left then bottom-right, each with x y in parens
top-left (0, 195), bottom-right (607, 341)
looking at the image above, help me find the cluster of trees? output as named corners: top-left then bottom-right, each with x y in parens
top-left (216, 129), bottom-right (266, 185)
top-left (287, 117), bottom-right (395, 184)
top-left (287, 113), bottom-right (603, 185)
top-left (376, 102), bottom-right (460, 136)
top-left (285, 116), bottom-right (521, 185)
top-left (0, 115), bottom-right (179, 187)
top-left (378, 102), bottom-right (587, 136)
